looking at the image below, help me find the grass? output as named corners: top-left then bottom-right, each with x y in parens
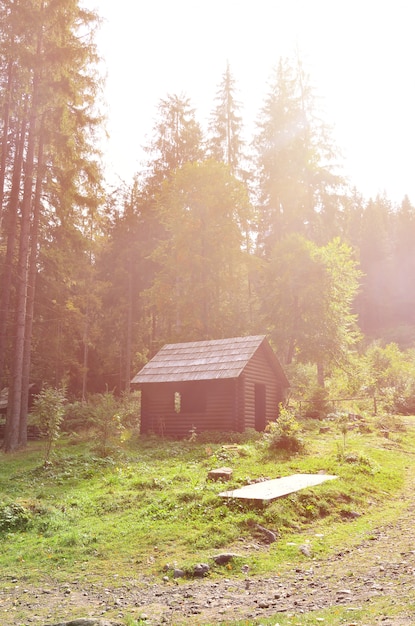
top-left (1, 415), bottom-right (415, 624)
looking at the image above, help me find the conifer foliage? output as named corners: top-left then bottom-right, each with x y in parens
top-left (0, 0), bottom-right (103, 451)
top-left (207, 62), bottom-right (245, 177)
top-left (2, 36), bottom-right (415, 449)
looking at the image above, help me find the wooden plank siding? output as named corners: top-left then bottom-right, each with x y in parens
top-left (241, 344), bottom-right (284, 430)
top-left (236, 375), bottom-right (245, 432)
top-left (141, 379), bottom-right (237, 437)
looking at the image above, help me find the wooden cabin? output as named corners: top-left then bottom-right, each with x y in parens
top-left (131, 335), bottom-right (289, 438)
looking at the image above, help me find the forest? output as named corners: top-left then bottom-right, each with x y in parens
top-left (1, 0), bottom-right (415, 452)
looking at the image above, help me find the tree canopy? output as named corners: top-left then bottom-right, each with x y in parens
top-left (1, 43), bottom-right (415, 449)
top-left (0, 0), bottom-right (103, 450)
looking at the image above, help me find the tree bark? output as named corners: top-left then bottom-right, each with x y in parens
top-left (0, 113), bottom-right (27, 392)
top-left (125, 249), bottom-right (133, 393)
top-left (0, 61), bottom-right (14, 224)
top-left (20, 122), bottom-right (45, 445)
top-left (4, 30), bottom-right (41, 451)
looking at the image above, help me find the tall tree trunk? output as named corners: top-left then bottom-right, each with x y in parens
top-left (226, 80), bottom-right (232, 171)
top-left (125, 250), bottom-right (133, 393)
top-left (0, 61), bottom-right (14, 225)
top-left (20, 123), bottom-right (45, 445)
top-left (0, 113), bottom-right (27, 392)
top-left (4, 78), bottom-right (39, 452)
top-left (285, 297), bottom-right (299, 365)
top-left (81, 310), bottom-right (89, 401)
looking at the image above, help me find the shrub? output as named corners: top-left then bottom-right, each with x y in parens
top-left (31, 386), bottom-right (66, 463)
top-left (0, 502), bottom-right (31, 532)
top-left (118, 390), bottom-right (141, 429)
top-left (90, 391), bottom-right (124, 457)
top-left (265, 405), bottom-right (304, 453)
top-left (62, 391), bottom-right (140, 437)
top-left (304, 385), bottom-right (330, 419)
top-left (364, 342), bottom-right (415, 414)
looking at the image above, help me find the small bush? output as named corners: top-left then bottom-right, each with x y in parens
top-left (118, 391), bottom-right (141, 429)
top-left (90, 391), bottom-right (124, 457)
top-left (0, 502), bottom-right (31, 532)
top-left (265, 405), bottom-right (304, 452)
top-left (63, 391), bottom-right (140, 437)
top-left (304, 386), bottom-right (330, 419)
top-left (31, 386), bottom-right (66, 463)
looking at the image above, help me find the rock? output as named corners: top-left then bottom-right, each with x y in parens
top-left (208, 467), bottom-right (233, 481)
top-left (173, 568), bottom-right (185, 578)
top-left (255, 524), bottom-right (277, 543)
top-left (213, 553), bottom-right (240, 565)
top-left (194, 563), bottom-right (210, 577)
top-left (258, 600), bottom-right (270, 608)
top-left (299, 544), bottom-right (312, 557)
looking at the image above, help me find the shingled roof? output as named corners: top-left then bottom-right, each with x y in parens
top-left (131, 335), bottom-right (288, 384)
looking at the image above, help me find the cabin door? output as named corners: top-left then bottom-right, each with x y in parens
top-left (254, 383), bottom-right (266, 431)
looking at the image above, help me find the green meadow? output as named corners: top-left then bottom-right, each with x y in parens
top-left (1, 415), bottom-right (414, 624)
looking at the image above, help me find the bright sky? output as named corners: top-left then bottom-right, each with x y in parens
top-left (85, 0), bottom-right (415, 205)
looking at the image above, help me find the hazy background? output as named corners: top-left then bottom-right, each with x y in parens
top-left (85, 0), bottom-right (415, 203)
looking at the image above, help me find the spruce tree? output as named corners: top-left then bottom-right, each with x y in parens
top-left (253, 56), bottom-right (343, 254)
top-left (1, 0), bottom-right (103, 451)
top-left (207, 62), bottom-right (245, 178)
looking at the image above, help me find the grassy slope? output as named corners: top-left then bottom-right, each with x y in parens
top-left (1, 417), bottom-right (414, 594)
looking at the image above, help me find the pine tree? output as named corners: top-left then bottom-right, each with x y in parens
top-left (144, 93), bottom-right (204, 186)
top-left (207, 62), bottom-right (245, 178)
top-left (392, 196), bottom-right (415, 328)
top-left (94, 180), bottom-right (158, 391)
top-left (253, 56), bottom-right (343, 254)
top-left (357, 195), bottom-right (393, 335)
top-left (260, 233), bottom-right (361, 384)
top-left (148, 160), bottom-right (252, 343)
top-left (1, 0), bottom-right (103, 451)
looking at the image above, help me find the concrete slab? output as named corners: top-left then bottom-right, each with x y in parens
top-left (219, 473), bottom-right (337, 501)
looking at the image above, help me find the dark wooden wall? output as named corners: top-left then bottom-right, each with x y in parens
top-left (140, 379), bottom-right (237, 437)
top-left (240, 345), bottom-right (284, 430)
